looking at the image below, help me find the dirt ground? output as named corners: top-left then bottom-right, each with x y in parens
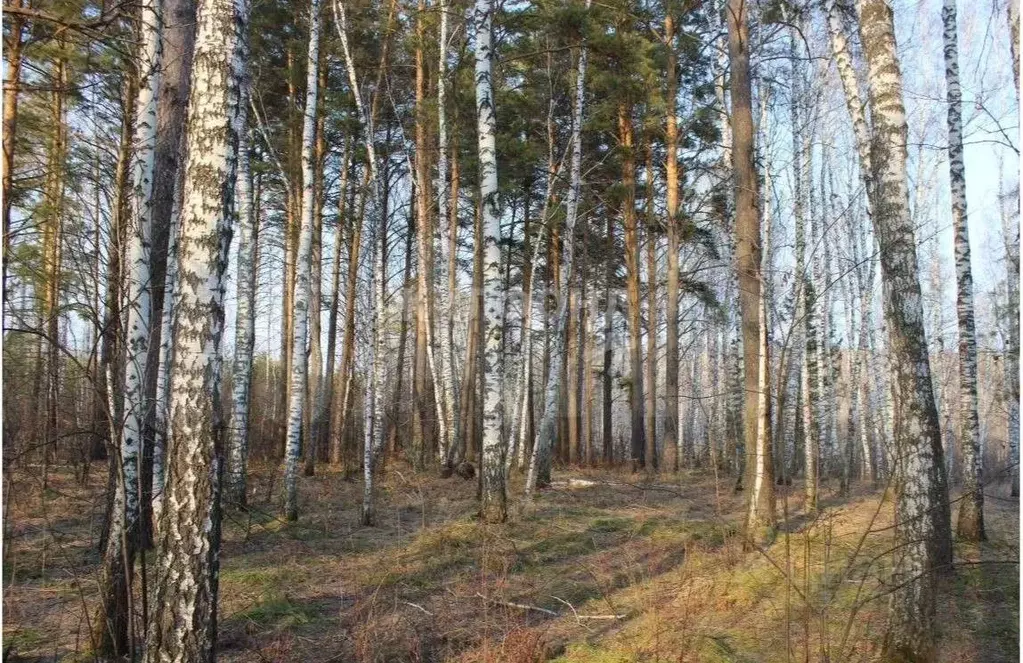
top-left (2, 461), bottom-right (1018, 662)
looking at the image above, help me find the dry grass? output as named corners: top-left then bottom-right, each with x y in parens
top-left (2, 461), bottom-right (1018, 662)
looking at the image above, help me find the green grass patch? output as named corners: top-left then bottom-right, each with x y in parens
top-left (3, 626), bottom-right (47, 653)
top-left (551, 643), bottom-right (637, 663)
top-left (234, 591), bottom-right (319, 628)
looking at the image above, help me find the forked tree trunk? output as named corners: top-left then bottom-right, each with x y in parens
top-left (97, 5), bottom-right (162, 653)
top-left (145, 0), bottom-right (248, 653)
top-left (525, 21), bottom-right (588, 496)
top-left (334, 0), bottom-right (384, 524)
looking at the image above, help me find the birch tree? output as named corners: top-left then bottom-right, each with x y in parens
top-left (282, 0), bottom-right (320, 522)
top-left (856, 0), bottom-right (953, 656)
top-left (526, 2), bottom-right (589, 497)
top-left (145, 0), bottom-right (249, 652)
top-left (474, 0), bottom-right (507, 522)
top-left (1001, 159), bottom-right (1019, 498)
top-left (227, 76), bottom-right (255, 508)
top-left (942, 0), bottom-right (984, 542)
top-left (96, 1), bottom-right (162, 653)
top-left (436, 0), bottom-right (455, 465)
top-left (334, 0), bottom-right (385, 525)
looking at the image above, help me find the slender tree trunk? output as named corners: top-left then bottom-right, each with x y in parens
top-left (454, 201), bottom-right (484, 467)
top-left (525, 23), bottom-right (588, 496)
top-left (96, 77), bottom-right (135, 554)
top-left (304, 52), bottom-right (327, 476)
top-left (857, 0), bottom-right (954, 657)
top-left (413, 0), bottom-right (436, 468)
top-left (603, 214), bottom-right (614, 465)
top-left (567, 257), bottom-right (580, 464)
top-left (334, 0), bottom-right (385, 524)
top-left (227, 79), bottom-right (256, 508)
top-left (436, 0), bottom-right (455, 464)
top-left (145, 0), bottom-right (248, 650)
top-left (282, 0), bottom-right (320, 522)
top-left (2, 5), bottom-right (26, 311)
top-left (97, 5), bottom-right (163, 650)
top-left (620, 102), bottom-right (646, 472)
top-left (662, 10), bottom-right (680, 474)
top-left (644, 145), bottom-right (658, 473)
top-left (319, 142), bottom-right (351, 460)
top-left (387, 214), bottom-right (415, 452)
top-left (280, 48), bottom-right (298, 456)
top-left (333, 0), bottom-right (395, 467)
top-left (1000, 160), bottom-right (1019, 497)
top-left (791, 30), bottom-right (818, 511)
top-left (473, 0), bottom-right (507, 522)
top-left (941, 0), bottom-right (984, 541)
top-left (333, 169), bottom-right (366, 467)
top-left (582, 278), bottom-right (597, 466)
top-left (728, 0), bottom-right (775, 541)
top-left (41, 56), bottom-right (67, 463)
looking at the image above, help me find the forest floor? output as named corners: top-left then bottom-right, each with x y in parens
top-left (2, 461), bottom-right (1018, 662)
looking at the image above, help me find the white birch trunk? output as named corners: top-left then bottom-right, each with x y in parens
top-left (856, 0), bottom-right (953, 655)
top-left (283, 0), bottom-right (320, 522)
top-left (525, 9), bottom-right (589, 498)
top-left (227, 74), bottom-right (255, 508)
top-left (334, 0), bottom-right (385, 524)
top-left (943, 0), bottom-right (985, 540)
top-left (474, 0), bottom-right (507, 522)
top-left (120, 0), bottom-right (163, 536)
top-left (827, 0), bottom-right (874, 215)
top-left (145, 0), bottom-right (248, 652)
top-left (999, 158), bottom-right (1019, 497)
top-left (435, 0), bottom-right (454, 463)
top-left (153, 130), bottom-right (185, 524)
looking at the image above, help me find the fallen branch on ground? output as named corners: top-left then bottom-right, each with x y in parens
top-left (475, 592), bottom-right (627, 620)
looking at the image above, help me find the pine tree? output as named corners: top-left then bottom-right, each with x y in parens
top-left (728, 0), bottom-right (774, 542)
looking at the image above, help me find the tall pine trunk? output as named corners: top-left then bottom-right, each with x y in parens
top-left (728, 0), bottom-right (774, 541)
top-left (662, 10), bottom-right (680, 474)
top-left (620, 102), bottom-right (645, 472)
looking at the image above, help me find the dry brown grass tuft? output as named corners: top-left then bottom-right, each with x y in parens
top-left (2, 462), bottom-right (1017, 662)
